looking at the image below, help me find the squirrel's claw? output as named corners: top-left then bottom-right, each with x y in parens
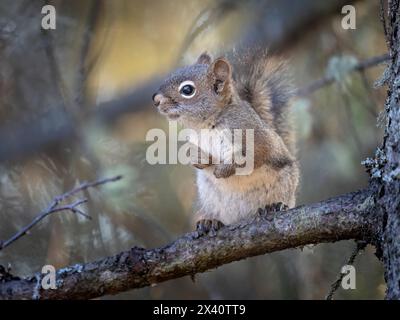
top-left (195, 219), bottom-right (224, 237)
top-left (258, 202), bottom-right (289, 217)
top-left (191, 148), bottom-right (212, 169)
top-left (192, 163), bottom-right (211, 170)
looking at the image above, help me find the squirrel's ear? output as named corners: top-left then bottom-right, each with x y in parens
top-left (196, 52), bottom-right (212, 65)
top-left (210, 58), bottom-right (232, 95)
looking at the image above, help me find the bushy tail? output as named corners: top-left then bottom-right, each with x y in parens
top-left (229, 47), bottom-right (295, 153)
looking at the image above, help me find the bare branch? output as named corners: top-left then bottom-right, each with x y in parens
top-left (0, 188), bottom-right (380, 299)
top-left (380, 0), bottom-right (390, 49)
top-left (0, 76), bottom-right (163, 163)
top-left (76, 0), bottom-right (103, 107)
top-left (325, 241), bottom-right (367, 300)
top-left (56, 175), bottom-right (122, 200)
top-left (296, 54), bottom-right (390, 97)
top-left (242, 0), bottom-right (363, 52)
top-left (0, 175), bottom-right (122, 251)
top-left (176, 0), bottom-right (239, 62)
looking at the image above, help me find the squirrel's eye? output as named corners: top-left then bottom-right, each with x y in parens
top-left (178, 81), bottom-right (196, 99)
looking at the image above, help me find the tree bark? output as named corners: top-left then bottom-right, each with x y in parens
top-left (0, 189), bottom-right (379, 299)
top-left (379, 0), bottom-right (400, 300)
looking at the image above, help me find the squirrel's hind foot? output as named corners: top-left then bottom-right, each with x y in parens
top-left (258, 202), bottom-right (289, 217)
top-left (195, 219), bottom-right (224, 237)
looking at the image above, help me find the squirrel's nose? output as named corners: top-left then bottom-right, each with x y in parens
top-left (152, 92), bottom-right (164, 107)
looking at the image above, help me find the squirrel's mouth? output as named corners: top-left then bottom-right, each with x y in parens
top-left (158, 105), bottom-right (181, 120)
top-left (166, 113), bottom-right (180, 120)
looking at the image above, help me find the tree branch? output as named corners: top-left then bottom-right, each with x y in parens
top-left (325, 240), bottom-right (367, 300)
top-left (296, 53), bottom-right (390, 97)
top-left (0, 188), bottom-right (379, 299)
top-left (242, 0), bottom-right (362, 52)
top-left (0, 175), bottom-right (122, 251)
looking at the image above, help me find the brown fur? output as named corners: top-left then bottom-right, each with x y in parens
top-left (229, 48), bottom-right (296, 153)
top-left (153, 50), bottom-right (299, 226)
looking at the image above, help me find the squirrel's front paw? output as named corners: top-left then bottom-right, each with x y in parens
top-left (213, 164), bottom-right (236, 178)
top-left (191, 148), bottom-right (212, 170)
top-left (192, 163), bottom-right (212, 170)
top-left (195, 219), bottom-right (224, 237)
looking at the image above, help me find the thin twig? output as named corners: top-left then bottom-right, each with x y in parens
top-left (56, 175), bottom-right (122, 201)
top-left (176, 0), bottom-right (239, 64)
top-left (358, 70), bottom-right (379, 118)
top-left (40, 3), bottom-right (69, 114)
top-left (380, 0), bottom-right (390, 50)
top-left (341, 88), bottom-right (364, 154)
top-left (76, 0), bottom-right (103, 107)
top-left (296, 54), bottom-right (390, 97)
top-left (0, 175), bottom-right (122, 251)
top-left (325, 241), bottom-right (367, 300)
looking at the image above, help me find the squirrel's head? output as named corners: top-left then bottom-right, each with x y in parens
top-left (152, 52), bottom-right (233, 127)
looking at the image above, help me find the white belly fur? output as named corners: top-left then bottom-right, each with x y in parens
top-left (195, 164), bottom-right (297, 225)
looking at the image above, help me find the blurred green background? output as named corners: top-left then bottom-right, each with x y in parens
top-left (0, 0), bottom-right (388, 299)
